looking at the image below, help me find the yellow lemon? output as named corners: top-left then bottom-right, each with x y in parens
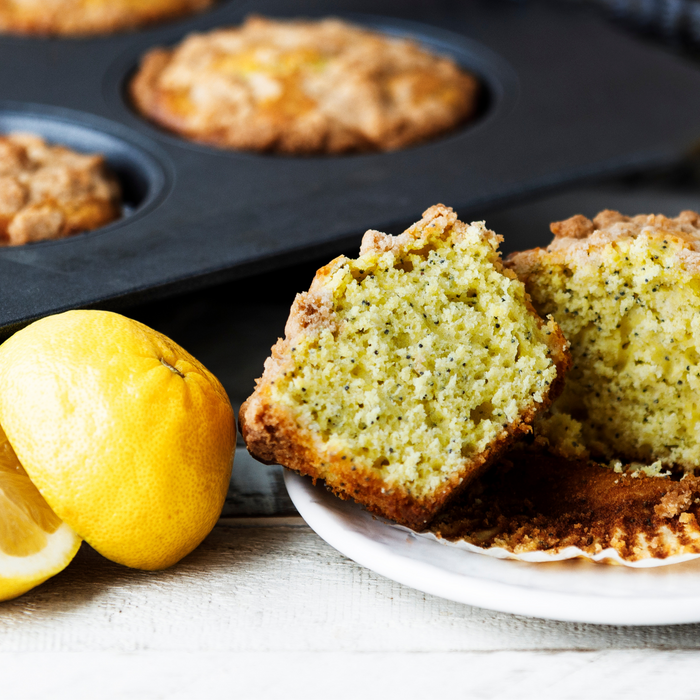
top-left (0, 310), bottom-right (235, 571)
top-left (0, 426), bottom-right (81, 601)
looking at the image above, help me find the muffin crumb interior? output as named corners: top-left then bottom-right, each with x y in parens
top-left (270, 217), bottom-right (559, 497)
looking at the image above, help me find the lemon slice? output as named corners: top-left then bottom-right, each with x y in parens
top-left (0, 427), bottom-right (81, 602)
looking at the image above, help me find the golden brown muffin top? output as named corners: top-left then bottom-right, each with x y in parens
top-left (0, 133), bottom-right (121, 245)
top-left (0, 0), bottom-right (214, 36)
top-left (512, 210), bottom-right (700, 272)
top-left (130, 15), bottom-right (480, 154)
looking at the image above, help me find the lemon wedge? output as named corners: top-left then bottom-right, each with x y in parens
top-left (0, 427), bottom-right (81, 602)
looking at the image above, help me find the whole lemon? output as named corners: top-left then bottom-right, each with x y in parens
top-left (0, 310), bottom-right (235, 571)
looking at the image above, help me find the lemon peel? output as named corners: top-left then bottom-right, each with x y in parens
top-left (0, 310), bottom-right (236, 571)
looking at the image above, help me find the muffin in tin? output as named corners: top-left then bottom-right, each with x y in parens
top-left (0, 0), bottom-right (215, 36)
top-left (0, 133), bottom-right (121, 245)
top-left (130, 15), bottom-right (480, 155)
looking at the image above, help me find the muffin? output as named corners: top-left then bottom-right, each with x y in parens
top-left (0, 133), bottom-right (121, 245)
top-left (130, 15), bottom-right (480, 155)
top-left (0, 0), bottom-right (214, 36)
top-left (431, 209), bottom-right (700, 566)
top-left (240, 205), bottom-right (570, 529)
top-left (508, 210), bottom-right (700, 470)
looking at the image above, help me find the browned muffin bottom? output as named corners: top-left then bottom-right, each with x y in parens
top-left (431, 449), bottom-right (700, 563)
top-left (0, 0), bottom-right (214, 36)
top-left (130, 15), bottom-right (480, 154)
top-left (0, 133), bottom-right (121, 245)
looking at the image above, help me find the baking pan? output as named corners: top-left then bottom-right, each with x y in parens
top-left (2, 0), bottom-right (700, 335)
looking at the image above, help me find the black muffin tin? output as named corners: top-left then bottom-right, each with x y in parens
top-left (2, 0), bottom-right (700, 335)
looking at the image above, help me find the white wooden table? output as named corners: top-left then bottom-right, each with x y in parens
top-left (4, 185), bottom-right (700, 700)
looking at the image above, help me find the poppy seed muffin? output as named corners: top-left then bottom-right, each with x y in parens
top-left (0, 0), bottom-right (214, 36)
top-left (130, 15), bottom-right (480, 155)
top-left (0, 133), bottom-right (121, 246)
top-left (508, 209), bottom-right (700, 469)
top-left (240, 205), bottom-right (570, 529)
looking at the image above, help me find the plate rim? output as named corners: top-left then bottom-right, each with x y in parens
top-left (284, 469), bottom-right (700, 626)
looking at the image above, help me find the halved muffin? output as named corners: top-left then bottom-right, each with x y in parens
top-left (240, 205), bottom-right (570, 529)
top-left (509, 210), bottom-right (700, 470)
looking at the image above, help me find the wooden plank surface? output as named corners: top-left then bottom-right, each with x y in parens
top-left (2, 522), bottom-right (700, 653)
top-left (4, 649), bottom-right (700, 700)
top-left (0, 519), bottom-right (700, 652)
top-left (2, 522), bottom-right (700, 698)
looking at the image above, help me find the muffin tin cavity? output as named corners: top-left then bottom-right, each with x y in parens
top-left (0, 107), bottom-right (169, 225)
top-left (115, 15), bottom-right (510, 156)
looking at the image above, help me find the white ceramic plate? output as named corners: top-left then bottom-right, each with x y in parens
top-left (284, 470), bottom-right (700, 626)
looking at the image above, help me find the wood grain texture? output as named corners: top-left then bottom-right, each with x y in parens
top-left (2, 649), bottom-right (700, 700)
top-left (2, 523), bottom-right (700, 654)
